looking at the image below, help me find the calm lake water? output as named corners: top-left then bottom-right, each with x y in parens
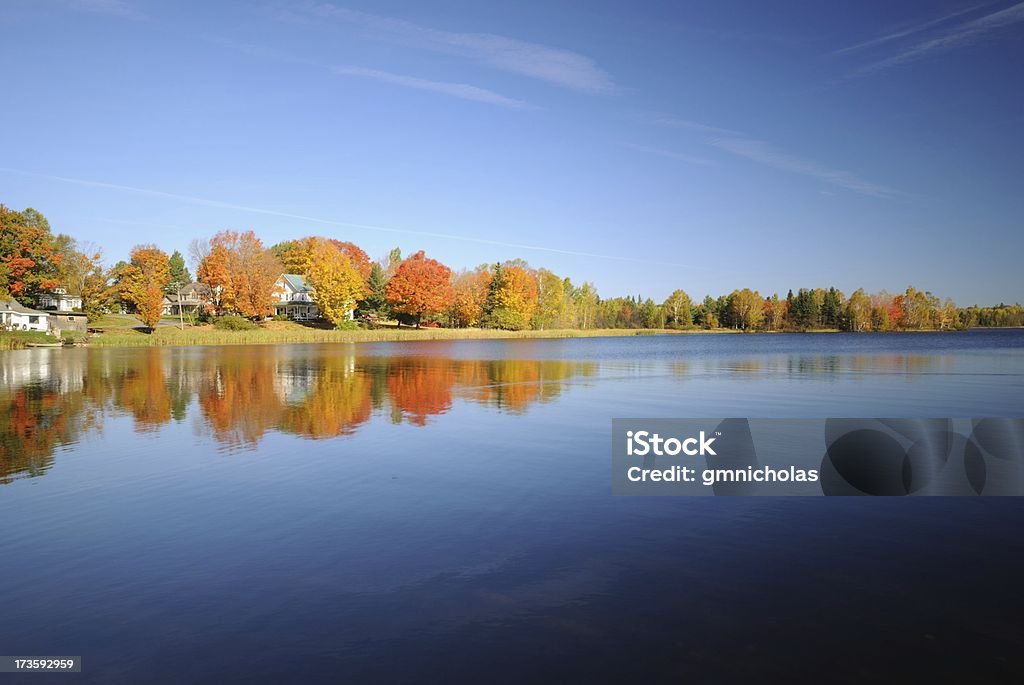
top-left (2, 330), bottom-right (1023, 683)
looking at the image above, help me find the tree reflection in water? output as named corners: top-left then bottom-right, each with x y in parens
top-left (0, 347), bottom-right (598, 481)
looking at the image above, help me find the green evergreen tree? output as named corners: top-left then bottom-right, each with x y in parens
top-left (822, 287), bottom-right (842, 329)
top-left (166, 250), bottom-right (192, 293)
top-left (358, 262), bottom-right (390, 318)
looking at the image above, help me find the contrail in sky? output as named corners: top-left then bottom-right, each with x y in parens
top-left (0, 167), bottom-right (713, 270)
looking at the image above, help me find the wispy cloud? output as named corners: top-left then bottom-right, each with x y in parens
top-left (648, 114), bottom-right (744, 137)
top-left (617, 142), bottom-right (714, 166)
top-left (64, 0), bottom-right (142, 18)
top-left (648, 112), bottom-right (904, 197)
top-left (331, 65), bottom-right (536, 109)
top-left (829, 3), bottom-right (990, 56)
top-left (203, 37), bottom-right (531, 111)
top-left (309, 4), bottom-right (616, 94)
top-left (0, 168), bottom-right (714, 268)
top-left (707, 137), bottom-right (904, 198)
top-left (850, 1), bottom-right (1024, 75)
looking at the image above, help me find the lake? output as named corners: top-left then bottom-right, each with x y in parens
top-left (2, 330), bottom-right (1023, 683)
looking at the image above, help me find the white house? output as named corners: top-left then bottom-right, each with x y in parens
top-left (272, 274), bottom-right (320, 320)
top-left (37, 287), bottom-right (82, 312)
top-left (1, 299), bottom-right (50, 332)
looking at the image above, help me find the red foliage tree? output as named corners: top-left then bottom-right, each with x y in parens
top-left (385, 251), bottom-right (454, 328)
top-left (328, 240), bottom-right (373, 281)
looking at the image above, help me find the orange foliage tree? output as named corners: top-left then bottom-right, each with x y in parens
top-left (0, 205), bottom-right (63, 302)
top-left (328, 240), bottom-right (373, 282)
top-left (450, 266), bottom-right (491, 327)
top-left (123, 245), bottom-right (171, 330)
top-left (197, 230), bottom-right (281, 318)
top-left (385, 250), bottom-right (454, 328)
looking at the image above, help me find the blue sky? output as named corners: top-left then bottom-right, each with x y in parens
top-left (1, 0), bottom-right (1022, 305)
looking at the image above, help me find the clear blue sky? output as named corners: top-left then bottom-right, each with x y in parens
top-left (1, 0), bottom-right (1022, 305)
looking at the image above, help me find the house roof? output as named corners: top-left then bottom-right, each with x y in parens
top-left (280, 274), bottom-right (313, 292)
top-left (178, 282), bottom-right (212, 296)
top-left (165, 283), bottom-right (213, 302)
top-left (1, 299), bottom-right (49, 316)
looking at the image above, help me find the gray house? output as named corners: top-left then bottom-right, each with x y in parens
top-left (163, 282), bottom-right (214, 316)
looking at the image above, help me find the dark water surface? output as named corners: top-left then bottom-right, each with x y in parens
top-left (2, 330), bottom-right (1023, 683)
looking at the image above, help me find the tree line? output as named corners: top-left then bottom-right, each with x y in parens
top-left (2, 203), bottom-right (1022, 332)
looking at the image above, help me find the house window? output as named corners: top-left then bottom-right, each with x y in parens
top-left (29, 316), bottom-right (39, 324)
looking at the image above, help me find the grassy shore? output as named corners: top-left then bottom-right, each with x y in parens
top-left (4, 315), bottom-right (974, 351)
top-left (0, 330), bottom-right (61, 350)
top-left (84, 320), bottom-right (688, 348)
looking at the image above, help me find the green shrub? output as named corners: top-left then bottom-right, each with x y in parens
top-left (213, 315), bottom-right (258, 331)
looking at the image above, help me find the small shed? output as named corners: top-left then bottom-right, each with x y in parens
top-left (48, 312), bottom-right (89, 336)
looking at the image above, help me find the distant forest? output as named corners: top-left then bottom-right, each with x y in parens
top-left (2, 203), bottom-right (1021, 332)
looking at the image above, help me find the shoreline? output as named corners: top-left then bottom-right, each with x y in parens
top-left (2, 323), bottom-right (1006, 351)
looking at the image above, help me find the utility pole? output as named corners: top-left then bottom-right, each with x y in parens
top-left (175, 282), bottom-right (185, 331)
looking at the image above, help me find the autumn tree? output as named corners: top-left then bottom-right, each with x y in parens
top-left (728, 288), bottom-right (764, 331)
top-left (196, 244), bottom-right (231, 311)
top-left (663, 289), bottom-right (693, 328)
top-left (123, 245), bottom-right (171, 331)
top-left (74, 245), bottom-right (109, 321)
top-left (843, 289), bottom-right (871, 332)
top-left (273, 237), bottom-right (370, 283)
top-left (48, 235), bottom-right (111, 319)
top-left (482, 263), bottom-right (538, 330)
top-left (534, 268), bottom-right (571, 330)
top-left (763, 294), bottom-right (787, 331)
top-left (385, 250), bottom-right (454, 328)
top-left (328, 240), bottom-right (372, 281)
top-left (197, 230), bottom-right (280, 318)
top-left (0, 205), bottom-right (64, 303)
top-left (304, 238), bottom-right (365, 327)
top-left (572, 282), bottom-right (599, 329)
top-left (450, 266), bottom-right (491, 327)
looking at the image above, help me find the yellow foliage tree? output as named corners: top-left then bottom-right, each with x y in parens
top-left (123, 245), bottom-right (171, 331)
top-left (305, 238), bottom-right (364, 327)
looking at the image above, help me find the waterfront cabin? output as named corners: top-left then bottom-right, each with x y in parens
top-left (1, 299), bottom-right (50, 331)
